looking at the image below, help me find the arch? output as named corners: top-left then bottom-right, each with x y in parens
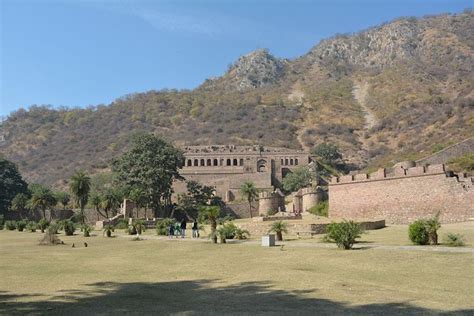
top-left (213, 159), bottom-right (218, 166)
top-left (295, 158), bottom-right (299, 166)
top-left (233, 158), bottom-right (238, 166)
top-left (239, 158), bottom-right (244, 166)
top-left (187, 159), bottom-right (192, 167)
top-left (285, 158), bottom-right (289, 165)
top-left (227, 159), bottom-right (231, 166)
top-left (207, 159), bottom-right (212, 166)
top-left (194, 159), bottom-right (199, 167)
top-left (257, 159), bottom-right (267, 172)
top-left (290, 158), bottom-right (294, 165)
top-left (200, 159), bottom-right (205, 167)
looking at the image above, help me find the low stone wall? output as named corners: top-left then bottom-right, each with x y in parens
top-left (236, 219), bottom-right (385, 236)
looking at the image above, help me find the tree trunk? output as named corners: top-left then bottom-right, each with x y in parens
top-left (80, 202), bottom-right (85, 224)
top-left (429, 232), bottom-right (438, 245)
top-left (220, 237), bottom-right (226, 244)
top-left (211, 220), bottom-right (217, 244)
top-left (248, 200), bottom-right (253, 218)
top-left (42, 208), bottom-right (46, 220)
top-left (276, 231), bottom-right (283, 241)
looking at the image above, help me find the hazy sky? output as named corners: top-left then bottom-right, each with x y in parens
top-left (0, 0), bottom-right (471, 117)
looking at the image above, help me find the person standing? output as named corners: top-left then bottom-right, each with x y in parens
top-left (168, 223), bottom-right (174, 239)
top-left (192, 220), bottom-right (199, 239)
top-left (180, 218), bottom-right (187, 238)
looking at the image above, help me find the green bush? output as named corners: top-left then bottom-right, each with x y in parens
top-left (325, 220), bottom-right (364, 249)
top-left (115, 219), bottom-right (129, 229)
top-left (308, 201), bottom-right (328, 217)
top-left (82, 225), bottom-right (93, 237)
top-left (266, 209), bottom-right (278, 216)
top-left (103, 225), bottom-right (114, 237)
top-left (63, 220), bottom-right (76, 236)
top-left (408, 220), bottom-right (429, 245)
top-left (16, 220), bottom-right (27, 232)
top-left (5, 220), bottom-right (16, 230)
top-left (27, 221), bottom-right (37, 232)
top-left (70, 212), bottom-right (85, 223)
top-left (48, 223), bottom-right (59, 234)
top-left (127, 224), bottom-right (137, 235)
top-left (443, 233), bottom-right (465, 247)
top-left (234, 227), bottom-right (250, 240)
top-left (268, 221), bottom-right (288, 241)
top-left (38, 219), bottom-right (50, 232)
top-left (156, 218), bottom-right (175, 235)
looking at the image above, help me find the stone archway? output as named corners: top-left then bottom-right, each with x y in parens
top-left (257, 159), bottom-right (267, 172)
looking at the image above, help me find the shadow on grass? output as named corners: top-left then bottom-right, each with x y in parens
top-left (0, 280), bottom-right (472, 315)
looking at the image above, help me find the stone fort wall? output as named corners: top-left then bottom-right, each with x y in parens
top-left (416, 137), bottom-right (474, 166)
top-left (329, 164), bottom-right (473, 224)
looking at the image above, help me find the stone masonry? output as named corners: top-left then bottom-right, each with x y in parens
top-left (329, 163), bottom-right (474, 224)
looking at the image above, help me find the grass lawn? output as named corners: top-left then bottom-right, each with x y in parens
top-left (0, 224), bottom-right (473, 315)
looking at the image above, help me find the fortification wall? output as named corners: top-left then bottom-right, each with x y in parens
top-left (329, 164), bottom-right (474, 224)
top-left (416, 137), bottom-right (474, 165)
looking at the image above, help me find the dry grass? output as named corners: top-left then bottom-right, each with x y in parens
top-left (1, 224), bottom-right (473, 315)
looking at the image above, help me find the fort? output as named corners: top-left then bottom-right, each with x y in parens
top-left (329, 162), bottom-right (474, 224)
top-left (173, 145), bottom-right (312, 202)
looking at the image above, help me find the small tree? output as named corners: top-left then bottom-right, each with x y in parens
top-left (425, 212), bottom-right (441, 245)
top-left (199, 206), bottom-right (220, 244)
top-left (69, 171), bottom-right (91, 224)
top-left (103, 225), bottom-right (114, 237)
top-left (38, 218), bottom-right (49, 233)
top-left (409, 220), bottom-right (429, 245)
top-left (129, 187), bottom-right (148, 219)
top-left (55, 191), bottom-right (70, 210)
top-left (325, 220), bottom-right (364, 250)
top-left (10, 193), bottom-right (29, 218)
top-left (240, 182), bottom-right (258, 218)
top-left (268, 221), bottom-right (288, 241)
top-left (30, 186), bottom-right (57, 220)
top-left (311, 143), bottom-right (342, 165)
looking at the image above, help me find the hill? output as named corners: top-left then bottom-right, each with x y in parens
top-left (1, 11), bottom-right (473, 187)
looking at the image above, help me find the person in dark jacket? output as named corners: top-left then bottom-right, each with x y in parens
top-left (168, 223), bottom-right (174, 239)
top-left (180, 218), bottom-right (187, 238)
top-left (192, 220), bottom-right (199, 238)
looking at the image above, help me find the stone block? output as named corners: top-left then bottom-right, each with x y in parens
top-left (262, 234), bottom-right (275, 247)
top-left (370, 168), bottom-right (386, 180)
top-left (407, 166), bottom-right (425, 176)
top-left (339, 175), bottom-right (354, 183)
top-left (354, 174), bottom-right (368, 181)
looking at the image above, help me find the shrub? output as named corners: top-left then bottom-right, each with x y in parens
top-left (103, 225), bottom-right (114, 237)
top-left (0, 214), bottom-right (4, 229)
top-left (156, 218), bottom-right (175, 235)
top-left (308, 201), bottom-right (328, 217)
top-left (27, 221), bottom-right (37, 232)
top-left (127, 225), bottom-right (137, 235)
top-left (39, 226), bottom-right (63, 246)
top-left (325, 220), bottom-right (364, 249)
top-left (63, 220), bottom-right (76, 236)
top-left (115, 219), bottom-right (129, 229)
top-left (70, 212), bottom-right (85, 224)
top-left (82, 225), bottom-right (93, 237)
top-left (268, 221), bottom-right (288, 241)
top-left (408, 220), bottom-right (429, 245)
top-left (266, 209), bottom-right (278, 216)
top-left (38, 218), bottom-right (49, 233)
top-left (48, 223), bottom-right (59, 234)
top-left (16, 220), bottom-right (27, 232)
top-left (234, 227), bottom-right (250, 240)
top-left (5, 220), bottom-right (16, 231)
top-left (443, 233), bottom-right (465, 247)
top-left (425, 212), bottom-right (441, 245)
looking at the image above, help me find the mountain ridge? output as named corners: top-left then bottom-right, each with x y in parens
top-left (1, 11), bottom-right (473, 187)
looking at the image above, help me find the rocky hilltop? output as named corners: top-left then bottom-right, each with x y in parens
top-left (1, 11), bottom-right (473, 187)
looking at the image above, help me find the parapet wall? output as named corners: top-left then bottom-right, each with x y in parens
top-left (329, 163), bottom-right (474, 224)
top-left (416, 137), bottom-right (474, 166)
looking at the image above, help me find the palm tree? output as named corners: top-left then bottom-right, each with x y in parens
top-left (240, 182), bottom-right (258, 218)
top-left (199, 206), bottom-right (220, 244)
top-left (69, 171), bottom-right (91, 224)
top-left (11, 193), bottom-right (29, 219)
top-left (269, 221), bottom-right (288, 241)
top-left (101, 189), bottom-right (121, 218)
top-left (129, 187), bottom-right (148, 219)
top-left (30, 187), bottom-right (57, 220)
top-left (90, 193), bottom-right (106, 220)
top-left (55, 191), bottom-right (70, 210)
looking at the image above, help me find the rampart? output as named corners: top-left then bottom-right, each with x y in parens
top-left (329, 163), bottom-right (474, 224)
top-left (416, 137), bottom-right (474, 165)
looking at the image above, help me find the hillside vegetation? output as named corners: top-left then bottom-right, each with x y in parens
top-left (1, 11), bottom-right (473, 187)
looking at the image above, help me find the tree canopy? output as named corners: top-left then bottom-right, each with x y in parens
top-left (0, 157), bottom-right (28, 212)
top-left (112, 134), bottom-right (184, 216)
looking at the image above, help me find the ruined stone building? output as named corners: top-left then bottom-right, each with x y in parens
top-left (173, 145), bottom-right (311, 202)
top-left (329, 161), bottom-right (474, 224)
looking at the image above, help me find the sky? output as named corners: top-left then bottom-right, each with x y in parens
top-left (0, 0), bottom-right (471, 117)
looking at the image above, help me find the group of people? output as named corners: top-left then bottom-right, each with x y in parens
top-left (168, 218), bottom-right (199, 239)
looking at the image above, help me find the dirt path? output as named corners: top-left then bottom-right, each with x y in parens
top-left (352, 82), bottom-right (377, 130)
